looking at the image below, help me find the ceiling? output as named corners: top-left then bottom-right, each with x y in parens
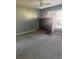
top-left (16, 0), bottom-right (62, 9)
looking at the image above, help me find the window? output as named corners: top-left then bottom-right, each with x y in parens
top-left (47, 10), bottom-right (62, 29)
top-left (55, 10), bottom-right (62, 29)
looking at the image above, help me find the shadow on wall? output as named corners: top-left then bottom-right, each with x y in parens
top-left (40, 4), bottom-right (62, 33)
top-left (16, 19), bottom-right (39, 33)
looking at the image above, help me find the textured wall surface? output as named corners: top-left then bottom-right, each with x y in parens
top-left (16, 6), bottom-right (40, 34)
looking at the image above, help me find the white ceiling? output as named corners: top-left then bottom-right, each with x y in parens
top-left (16, 0), bottom-right (40, 8)
top-left (16, 0), bottom-right (62, 9)
top-left (40, 0), bottom-right (62, 9)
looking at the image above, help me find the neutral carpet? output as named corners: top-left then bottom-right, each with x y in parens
top-left (16, 31), bottom-right (62, 59)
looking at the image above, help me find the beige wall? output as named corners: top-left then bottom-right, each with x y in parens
top-left (16, 6), bottom-right (40, 34)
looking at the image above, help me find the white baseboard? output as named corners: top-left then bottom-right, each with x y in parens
top-left (16, 29), bottom-right (36, 35)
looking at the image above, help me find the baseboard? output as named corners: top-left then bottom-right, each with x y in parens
top-left (16, 29), bottom-right (36, 35)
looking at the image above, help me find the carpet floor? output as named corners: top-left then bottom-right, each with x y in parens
top-left (16, 31), bottom-right (62, 59)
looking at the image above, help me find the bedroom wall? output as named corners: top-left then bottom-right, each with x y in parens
top-left (16, 6), bottom-right (40, 34)
top-left (40, 4), bottom-right (62, 32)
top-left (41, 4), bottom-right (62, 17)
